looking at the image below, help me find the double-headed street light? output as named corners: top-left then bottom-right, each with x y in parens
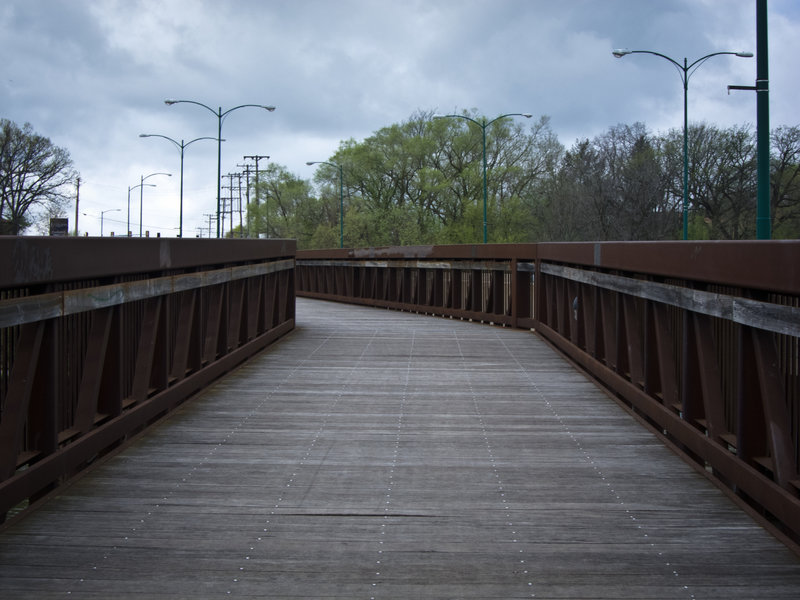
top-left (307, 161), bottom-right (344, 248)
top-left (433, 113), bottom-right (532, 243)
top-left (139, 134), bottom-right (219, 237)
top-left (137, 172), bottom-right (171, 237)
top-left (612, 49), bottom-right (753, 240)
top-left (164, 99), bottom-right (276, 238)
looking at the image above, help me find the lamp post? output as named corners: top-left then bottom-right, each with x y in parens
top-left (165, 99), bottom-right (276, 238)
top-left (433, 113), bottom-right (532, 243)
top-left (307, 161), bottom-right (344, 248)
top-left (139, 134), bottom-right (219, 237)
top-left (612, 49), bottom-right (753, 239)
top-left (100, 208), bottom-right (121, 237)
top-left (127, 183), bottom-right (153, 236)
top-left (138, 172), bottom-right (172, 237)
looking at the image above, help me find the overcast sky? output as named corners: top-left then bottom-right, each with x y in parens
top-left (2, 0), bottom-right (798, 238)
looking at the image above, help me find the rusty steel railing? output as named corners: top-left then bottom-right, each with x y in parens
top-left (296, 241), bottom-right (800, 544)
top-left (296, 245), bottom-right (538, 328)
top-left (0, 237), bottom-right (296, 521)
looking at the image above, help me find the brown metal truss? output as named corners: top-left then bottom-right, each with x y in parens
top-left (0, 238), bottom-right (296, 521)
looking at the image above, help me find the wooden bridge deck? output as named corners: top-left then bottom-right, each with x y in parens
top-left (1, 298), bottom-right (799, 599)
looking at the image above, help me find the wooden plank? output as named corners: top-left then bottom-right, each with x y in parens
top-left (0, 299), bottom-right (799, 599)
top-left (0, 259), bottom-right (294, 328)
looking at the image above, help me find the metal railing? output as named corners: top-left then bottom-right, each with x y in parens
top-left (296, 244), bottom-right (537, 327)
top-left (0, 237), bottom-right (296, 521)
top-left (296, 241), bottom-right (800, 544)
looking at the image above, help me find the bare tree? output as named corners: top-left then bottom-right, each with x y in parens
top-left (771, 126), bottom-right (800, 238)
top-left (0, 119), bottom-right (76, 234)
top-left (685, 123), bottom-right (756, 239)
top-left (544, 123), bottom-right (678, 241)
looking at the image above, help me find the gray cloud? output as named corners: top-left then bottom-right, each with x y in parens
top-left (2, 0), bottom-right (796, 237)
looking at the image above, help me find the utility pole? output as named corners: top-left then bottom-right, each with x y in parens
top-left (222, 173), bottom-right (239, 238)
top-left (236, 172), bottom-right (244, 237)
top-left (74, 176), bottom-right (81, 236)
top-left (220, 191), bottom-right (228, 237)
top-left (237, 163), bottom-right (253, 237)
top-left (221, 188), bottom-right (228, 237)
top-left (203, 213), bottom-right (216, 238)
top-left (243, 155), bottom-right (269, 207)
top-left (243, 155), bottom-right (268, 237)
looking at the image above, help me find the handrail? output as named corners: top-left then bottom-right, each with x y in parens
top-left (0, 237), bottom-right (296, 522)
top-left (296, 241), bottom-right (800, 545)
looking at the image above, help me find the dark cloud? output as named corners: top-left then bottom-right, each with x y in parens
top-left (1, 0), bottom-right (796, 237)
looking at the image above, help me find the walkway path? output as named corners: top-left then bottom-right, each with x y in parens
top-left (1, 298), bottom-right (799, 598)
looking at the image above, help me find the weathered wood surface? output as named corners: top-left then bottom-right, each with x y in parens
top-left (1, 298), bottom-right (799, 599)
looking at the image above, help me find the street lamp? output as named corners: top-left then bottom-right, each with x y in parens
top-left (307, 161), bottom-right (344, 248)
top-left (612, 48), bottom-right (753, 240)
top-left (138, 172), bottom-right (172, 237)
top-left (127, 183), bottom-right (153, 236)
top-left (433, 112), bottom-right (532, 243)
top-left (164, 99), bottom-right (276, 238)
top-left (100, 208), bottom-right (121, 237)
top-left (139, 134), bottom-right (219, 237)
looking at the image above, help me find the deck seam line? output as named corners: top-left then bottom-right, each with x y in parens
top-left (455, 329), bottom-right (537, 597)
top-left (494, 330), bottom-right (696, 600)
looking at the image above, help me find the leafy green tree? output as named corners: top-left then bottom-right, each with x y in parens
top-left (248, 163), bottom-right (314, 242)
top-left (312, 109), bottom-right (561, 247)
top-left (428, 111), bottom-right (562, 243)
top-left (0, 119), bottom-right (76, 234)
top-left (305, 161), bottom-right (348, 247)
top-left (258, 112), bottom-right (800, 247)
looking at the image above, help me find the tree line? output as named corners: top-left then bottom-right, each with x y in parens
top-left (3, 113), bottom-right (799, 242)
top-left (245, 110), bottom-right (799, 247)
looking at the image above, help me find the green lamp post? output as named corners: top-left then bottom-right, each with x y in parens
top-left (433, 113), bottom-right (532, 243)
top-left (139, 134), bottom-right (219, 237)
top-left (165, 99), bottom-right (275, 238)
top-left (307, 161), bottom-right (344, 248)
top-left (612, 49), bottom-right (753, 239)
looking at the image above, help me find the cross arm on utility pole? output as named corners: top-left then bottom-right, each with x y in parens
top-left (727, 84), bottom-right (757, 94)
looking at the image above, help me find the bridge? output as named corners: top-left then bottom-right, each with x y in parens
top-left (1, 237), bottom-right (799, 597)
